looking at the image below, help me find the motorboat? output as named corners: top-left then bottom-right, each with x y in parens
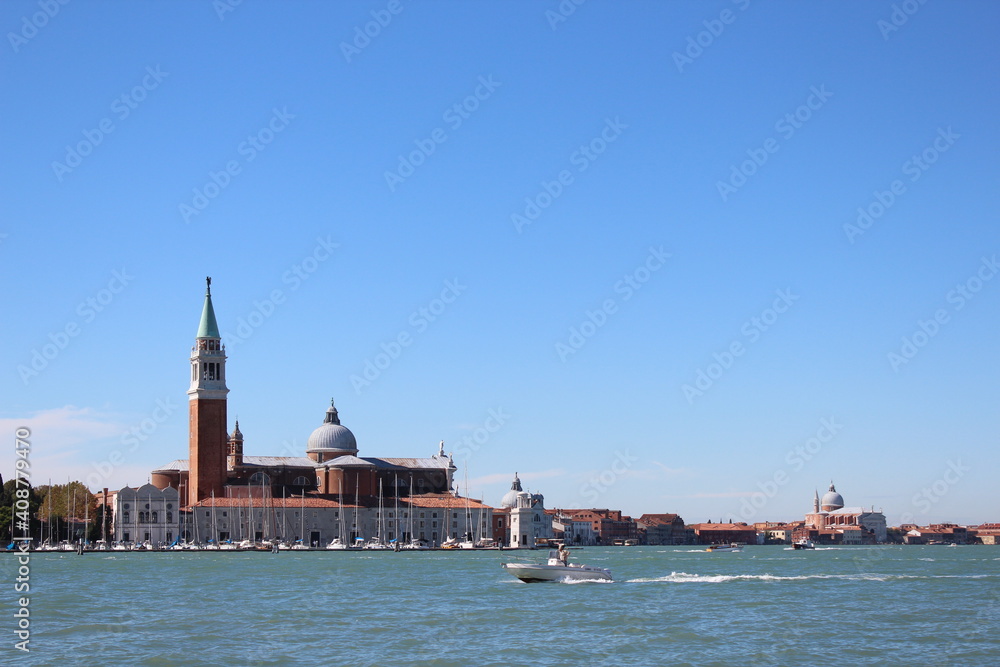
top-left (502, 549), bottom-right (612, 583)
top-left (792, 539), bottom-right (815, 550)
top-left (706, 543), bottom-right (744, 552)
top-left (325, 538), bottom-right (348, 550)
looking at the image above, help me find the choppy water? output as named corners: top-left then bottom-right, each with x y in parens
top-left (3, 545), bottom-right (999, 665)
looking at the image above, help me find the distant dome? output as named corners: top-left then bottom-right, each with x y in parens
top-left (821, 482), bottom-right (844, 511)
top-left (500, 473), bottom-right (523, 509)
top-left (306, 400), bottom-right (357, 455)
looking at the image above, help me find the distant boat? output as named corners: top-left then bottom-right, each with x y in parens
top-left (326, 537), bottom-right (347, 550)
top-left (503, 549), bottom-right (612, 583)
top-left (706, 543), bottom-right (744, 553)
top-left (793, 539), bottom-right (815, 550)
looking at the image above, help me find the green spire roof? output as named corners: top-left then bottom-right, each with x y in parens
top-left (196, 277), bottom-right (221, 339)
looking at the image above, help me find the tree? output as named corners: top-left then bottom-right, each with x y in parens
top-left (0, 479), bottom-right (44, 544)
top-left (37, 481), bottom-right (96, 543)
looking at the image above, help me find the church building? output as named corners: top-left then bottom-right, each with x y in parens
top-left (112, 278), bottom-right (492, 547)
top-left (799, 482), bottom-right (887, 544)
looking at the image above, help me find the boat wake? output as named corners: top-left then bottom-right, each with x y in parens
top-left (625, 572), bottom-right (997, 584)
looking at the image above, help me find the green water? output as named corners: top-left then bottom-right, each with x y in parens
top-left (3, 545), bottom-right (998, 666)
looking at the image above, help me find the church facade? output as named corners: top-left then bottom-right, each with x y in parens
top-left (799, 482), bottom-right (887, 544)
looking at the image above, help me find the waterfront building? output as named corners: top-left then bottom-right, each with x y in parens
top-left (555, 508), bottom-right (638, 545)
top-left (636, 513), bottom-right (686, 545)
top-left (549, 510), bottom-right (598, 545)
top-left (496, 473), bottom-right (553, 548)
top-left (687, 522), bottom-right (758, 545)
top-left (903, 523), bottom-right (968, 545)
top-left (128, 278), bottom-right (490, 546)
top-left (968, 524), bottom-right (1000, 545)
top-left (112, 484), bottom-right (180, 546)
top-left (801, 482), bottom-right (887, 543)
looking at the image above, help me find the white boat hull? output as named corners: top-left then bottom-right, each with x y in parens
top-left (503, 562), bottom-right (612, 583)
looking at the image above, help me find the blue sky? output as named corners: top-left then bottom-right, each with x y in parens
top-left (2, 0), bottom-right (998, 526)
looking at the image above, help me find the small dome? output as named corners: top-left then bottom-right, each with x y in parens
top-left (306, 399), bottom-right (357, 455)
top-left (821, 482), bottom-right (844, 510)
top-left (500, 473), bottom-right (523, 509)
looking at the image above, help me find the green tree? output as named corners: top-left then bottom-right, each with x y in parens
top-left (37, 481), bottom-right (96, 544)
top-left (0, 478), bottom-right (44, 544)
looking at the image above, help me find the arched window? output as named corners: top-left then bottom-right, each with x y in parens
top-left (151, 511), bottom-right (158, 523)
top-left (123, 512), bottom-right (130, 523)
top-left (166, 512), bottom-right (172, 523)
top-left (249, 472), bottom-right (270, 485)
top-left (292, 476), bottom-right (310, 486)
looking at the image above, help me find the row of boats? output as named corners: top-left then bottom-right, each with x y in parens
top-left (20, 535), bottom-right (503, 552)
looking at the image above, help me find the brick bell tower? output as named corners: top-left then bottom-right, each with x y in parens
top-left (187, 277), bottom-right (229, 506)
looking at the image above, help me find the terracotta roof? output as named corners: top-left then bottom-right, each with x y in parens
top-left (688, 523), bottom-right (756, 531)
top-left (637, 513), bottom-right (681, 526)
top-left (191, 496), bottom-right (359, 509)
top-left (400, 494), bottom-right (492, 510)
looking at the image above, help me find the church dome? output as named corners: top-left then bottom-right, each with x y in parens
top-left (306, 400), bottom-right (357, 455)
top-left (500, 473), bottom-right (523, 509)
top-left (821, 482), bottom-right (844, 511)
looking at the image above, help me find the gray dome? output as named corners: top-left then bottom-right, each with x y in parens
top-left (500, 473), bottom-right (523, 509)
top-left (306, 400), bottom-right (357, 454)
top-left (821, 482), bottom-right (844, 510)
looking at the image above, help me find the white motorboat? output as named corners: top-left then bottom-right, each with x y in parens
top-left (326, 538), bottom-right (348, 550)
top-left (792, 539), bottom-right (815, 550)
top-left (503, 549), bottom-right (612, 583)
top-left (706, 543), bottom-right (744, 552)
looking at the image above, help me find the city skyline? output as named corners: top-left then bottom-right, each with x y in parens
top-left (3, 1), bottom-right (998, 526)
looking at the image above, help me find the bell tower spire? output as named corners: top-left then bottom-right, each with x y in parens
top-left (187, 276), bottom-right (229, 506)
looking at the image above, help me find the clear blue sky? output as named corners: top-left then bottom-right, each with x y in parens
top-left (2, 0), bottom-right (998, 526)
